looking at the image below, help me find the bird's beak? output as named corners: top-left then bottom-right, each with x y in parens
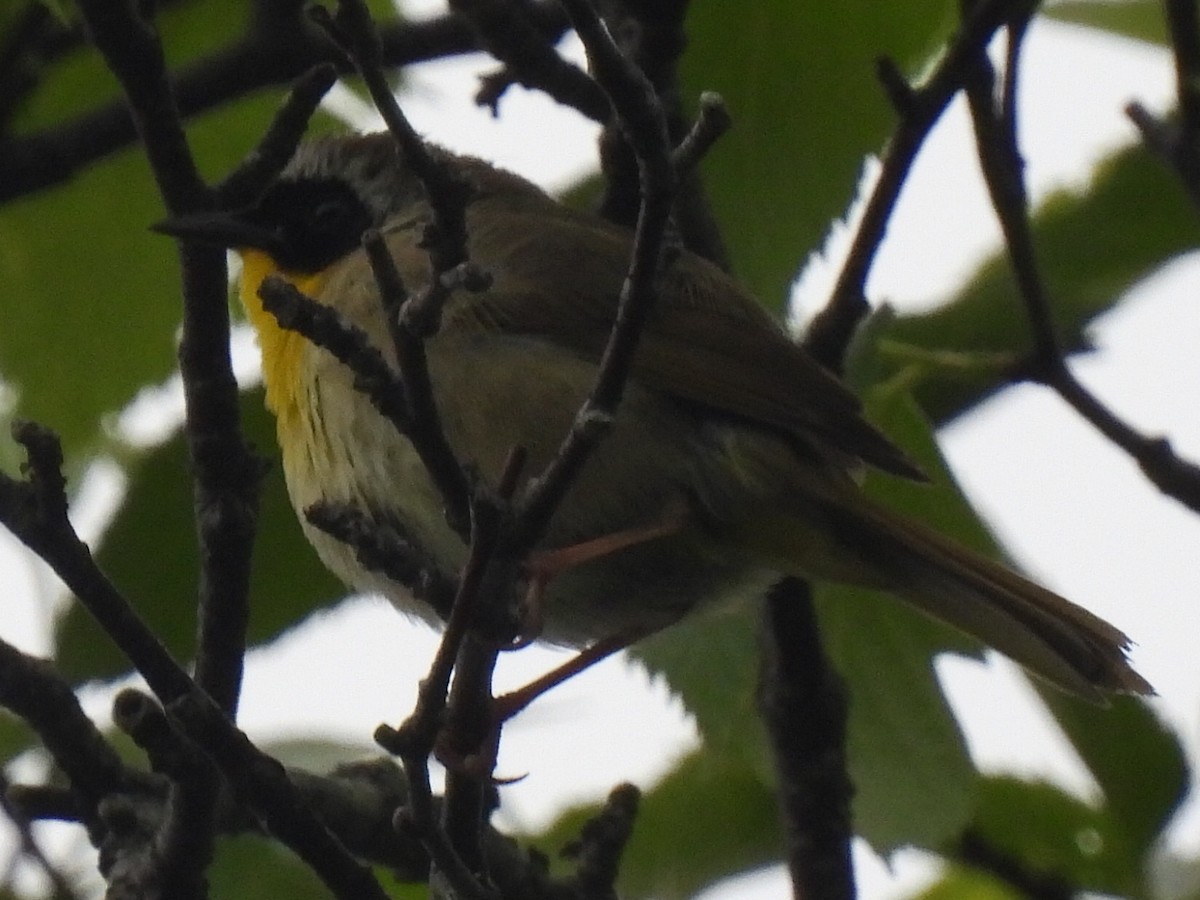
top-left (151, 209), bottom-right (283, 256)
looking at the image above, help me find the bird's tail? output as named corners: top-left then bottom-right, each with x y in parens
top-left (740, 489), bottom-right (1152, 700)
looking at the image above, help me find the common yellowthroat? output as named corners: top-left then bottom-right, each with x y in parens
top-left (156, 132), bottom-right (1149, 699)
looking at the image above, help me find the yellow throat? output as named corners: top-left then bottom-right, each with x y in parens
top-left (237, 249), bottom-right (328, 425)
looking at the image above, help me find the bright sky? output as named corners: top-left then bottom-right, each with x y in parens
top-left (2, 6), bottom-right (1198, 899)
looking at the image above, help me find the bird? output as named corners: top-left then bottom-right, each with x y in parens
top-left (154, 131), bottom-right (1150, 700)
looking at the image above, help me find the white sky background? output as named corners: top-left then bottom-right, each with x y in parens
top-left (2, 5), bottom-right (1199, 899)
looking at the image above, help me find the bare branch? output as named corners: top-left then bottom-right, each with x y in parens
top-left (0, 636), bottom-right (132, 827)
top-left (312, 0), bottom-right (486, 536)
top-left (1128, 0), bottom-right (1200, 210)
top-left (169, 689), bottom-right (392, 900)
top-left (79, 0), bottom-right (268, 725)
top-left (671, 91), bottom-right (732, 176)
top-left (217, 62), bottom-right (339, 207)
top-left (450, 0), bottom-right (610, 121)
top-left (0, 772), bottom-right (82, 900)
top-left (516, 0), bottom-right (677, 548)
top-left (1022, 356), bottom-right (1200, 511)
top-left (111, 690), bottom-right (218, 900)
top-left (806, 0), bottom-right (1038, 371)
top-left (304, 501), bottom-right (459, 618)
top-left (0, 423), bottom-right (198, 705)
top-left (961, 13), bottom-right (1200, 514)
top-left (564, 783), bottom-right (640, 898)
top-left (759, 579), bottom-right (854, 900)
top-left (0, 3), bottom-right (573, 205)
top-left (258, 275), bottom-right (413, 432)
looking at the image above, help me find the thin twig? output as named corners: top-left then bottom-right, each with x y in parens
top-left (450, 0), bottom-right (610, 121)
top-left (671, 91), bottom-right (732, 176)
top-left (590, 0), bottom-right (726, 268)
top-left (1128, 0), bottom-right (1200, 210)
top-left (0, 772), bottom-right (82, 900)
top-left (564, 783), bottom-right (640, 898)
top-left (168, 689), bottom-right (392, 900)
top-left (0, 636), bottom-right (132, 828)
top-left (435, 450), bottom-right (530, 891)
top-left (963, 13), bottom-right (1200, 514)
top-left (0, 2), bottom-right (573, 205)
top-left (806, 0), bottom-right (1038, 371)
top-left (304, 8), bottom-right (517, 896)
top-left (377, 482), bottom-right (510, 900)
top-left (258, 275), bottom-right (413, 429)
top-left (313, 0), bottom-right (481, 534)
top-left (515, 0), bottom-right (676, 549)
top-left (319, 11), bottom-right (558, 895)
top-left (365, 232), bottom-right (480, 536)
top-left (217, 62), bottom-right (339, 207)
top-left (378, 478), bottom-right (508, 735)
top-left (314, 10), bottom-right (503, 872)
top-left (1025, 357), bottom-right (1200, 511)
top-left (319, 1), bottom-right (475, 267)
top-left (304, 501), bottom-right (459, 619)
top-left (112, 690), bottom-right (218, 900)
top-left (439, 636), bottom-right (503, 897)
top-left (965, 16), bottom-right (1059, 359)
top-left (0, 423), bottom-right (198, 704)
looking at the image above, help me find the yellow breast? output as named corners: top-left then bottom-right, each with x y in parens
top-left (237, 249), bottom-right (328, 425)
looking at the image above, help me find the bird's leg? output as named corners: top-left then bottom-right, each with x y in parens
top-left (493, 626), bottom-right (653, 722)
top-left (435, 506), bottom-right (691, 777)
top-left (528, 513), bottom-right (688, 576)
top-left (507, 498), bottom-right (689, 649)
top-left (470, 498), bottom-right (687, 728)
top-left (432, 628), bottom-right (648, 779)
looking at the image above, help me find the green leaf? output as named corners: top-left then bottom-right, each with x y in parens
top-left (0, 709), bottom-right (36, 763)
top-left (378, 880), bottom-right (428, 900)
top-left (531, 750), bottom-right (780, 900)
top-left (0, 0), bottom-right (303, 463)
top-left (0, 401), bottom-right (24, 477)
top-left (55, 388), bottom-right (344, 683)
top-left (681, 0), bottom-right (956, 307)
top-left (878, 142), bottom-right (1199, 425)
top-left (208, 833), bottom-right (342, 900)
top-left (815, 377), bottom-right (984, 853)
top-left (817, 579), bottom-right (978, 854)
top-left (1046, 0), bottom-right (1167, 46)
top-left (261, 736), bottom-right (382, 773)
top-left (36, 1), bottom-right (72, 25)
top-left (910, 864), bottom-right (1023, 900)
top-left (212, 832), bottom-right (426, 900)
top-left (632, 604), bottom-right (764, 770)
top-left (965, 776), bottom-right (1142, 897)
top-left (0, 144), bottom-right (186, 461)
top-left (1035, 689), bottom-right (1190, 857)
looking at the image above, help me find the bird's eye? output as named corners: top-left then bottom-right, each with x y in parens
top-left (266, 179), bottom-right (372, 272)
top-left (309, 198), bottom-right (352, 235)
